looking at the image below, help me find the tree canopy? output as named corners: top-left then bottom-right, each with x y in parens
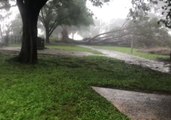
top-left (40, 0), bottom-right (93, 43)
top-left (130, 0), bottom-right (171, 28)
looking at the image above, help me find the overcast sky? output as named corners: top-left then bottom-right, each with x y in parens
top-left (7, 0), bottom-right (132, 23)
top-left (87, 0), bottom-right (132, 23)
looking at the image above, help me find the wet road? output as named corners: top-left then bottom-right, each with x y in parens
top-left (80, 45), bottom-right (171, 74)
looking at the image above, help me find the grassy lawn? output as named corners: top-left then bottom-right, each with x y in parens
top-left (47, 45), bottom-right (101, 54)
top-left (7, 44), bottom-right (102, 55)
top-left (0, 54), bottom-right (171, 120)
top-left (96, 46), bottom-right (169, 60)
top-left (8, 44), bottom-right (21, 47)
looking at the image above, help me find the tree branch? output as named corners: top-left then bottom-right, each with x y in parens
top-left (49, 19), bottom-right (59, 35)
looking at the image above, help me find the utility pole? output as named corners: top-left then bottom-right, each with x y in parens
top-left (131, 35), bottom-right (134, 54)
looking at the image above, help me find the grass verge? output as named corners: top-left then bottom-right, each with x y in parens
top-left (96, 46), bottom-right (169, 60)
top-left (47, 45), bottom-right (101, 55)
top-left (0, 54), bottom-right (171, 119)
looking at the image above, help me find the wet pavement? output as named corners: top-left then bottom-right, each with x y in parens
top-left (92, 87), bottom-right (171, 120)
top-left (80, 45), bottom-right (171, 74)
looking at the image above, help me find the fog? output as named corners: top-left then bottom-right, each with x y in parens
top-left (0, 0), bottom-right (171, 50)
top-left (0, 1), bottom-right (171, 119)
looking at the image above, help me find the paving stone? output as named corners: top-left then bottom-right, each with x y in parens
top-left (92, 87), bottom-right (171, 120)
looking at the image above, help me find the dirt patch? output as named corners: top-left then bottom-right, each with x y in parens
top-left (139, 48), bottom-right (171, 55)
top-left (92, 87), bottom-right (171, 120)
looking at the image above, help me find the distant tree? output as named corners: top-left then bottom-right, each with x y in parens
top-left (39, 0), bottom-right (61, 43)
top-left (39, 0), bottom-right (93, 43)
top-left (58, 0), bottom-right (93, 41)
top-left (0, 14), bottom-right (3, 42)
top-left (130, 0), bottom-right (171, 59)
top-left (0, 9), bottom-right (12, 46)
top-left (0, 0), bottom-right (108, 63)
top-left (10, 14), bottom-right (22, 36)
top-left (126, 17), bottom-right (171, 48)
top-left (10, 14), bottom-right (22, 44)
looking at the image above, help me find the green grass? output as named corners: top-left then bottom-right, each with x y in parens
top-left (7, 44), bottom-right (102, 54)
top-left (96, 46), bottom-right (169, 60)
top-left (0, 54), bottom-right (171, 120)
top-left (8, 44), bottom-right (21, 47)
top-left (47, 45), bottom-right (101, 54)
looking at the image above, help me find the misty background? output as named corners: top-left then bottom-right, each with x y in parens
top-left (0, 0), bottom-right (171, 53)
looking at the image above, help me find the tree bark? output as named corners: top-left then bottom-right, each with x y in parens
top-left (18, 10), bottom-right (39, 63)
top-left (16, 0), bottom-right (48, 64)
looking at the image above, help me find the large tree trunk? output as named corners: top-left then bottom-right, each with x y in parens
top-left (16, 0), bottom-right (48, 64)
top-left (18, 10), bottom-right (39, 63)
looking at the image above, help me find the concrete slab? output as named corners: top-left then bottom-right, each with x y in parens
top-left (92, 87), bottom-right (171, 120)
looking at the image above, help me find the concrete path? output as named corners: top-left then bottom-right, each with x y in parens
top-left (92, 87), bottom-right (171, 120)
top-left (80, 45), bottom-right (171, 74)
